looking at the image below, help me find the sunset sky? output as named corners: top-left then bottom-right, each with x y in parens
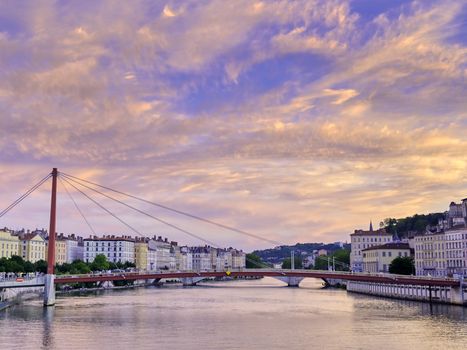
top-left (0, 0), bottom-right (466, 251)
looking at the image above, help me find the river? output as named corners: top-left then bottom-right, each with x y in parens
top-left (1, 278), bottom-right (466, 350)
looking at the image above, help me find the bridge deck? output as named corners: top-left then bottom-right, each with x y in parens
top-left (53, 270), bottom-right (462, 287)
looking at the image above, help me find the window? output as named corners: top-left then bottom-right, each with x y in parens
top-left (388, 252), bottom-right (392, 257)
top-left (382, 251), bottom-right (386, 257)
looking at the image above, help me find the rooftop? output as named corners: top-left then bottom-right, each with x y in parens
top-left (351, 228), bottom-right (389, 236)
top-left (362, 242), bottom-right (410, 251)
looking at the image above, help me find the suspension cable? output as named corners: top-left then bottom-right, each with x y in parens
top-left (60, 172), bottom-right (283, 246)
top-left (0, 173), bottom-right (51, 218)
top-left (60, 176), bottom-right (144, 237)
top-left (61, 174), bottom-right (269, 268)
top-left (59, 177), bottom-right (97, 236)
top-left (61, 174), bottom-right (220, 247)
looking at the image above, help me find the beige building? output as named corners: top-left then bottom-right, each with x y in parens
top-left (54, 239), bottom-right (68, 265)
top-left (135, 238), bottom-right (149, 271)
top-left (20, 233), bottom-right (46, 263)
top-left (0, 229), bottom-right (20, 259)
top-left (362, 243), bottom-right (411, 273)
top-left (350, 224), bottom-right (393, 272)
top-left (414, 232), bottom-right (446, 277)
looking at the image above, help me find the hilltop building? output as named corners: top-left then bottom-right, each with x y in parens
top-left (350, 223), bottom-right (393, 272)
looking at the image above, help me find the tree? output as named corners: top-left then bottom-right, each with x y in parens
top-left (313, 249), bottom-right (350, 271)
top-left (90, 254), bottom-right (110, 271)
top-left (246, 253), bottom-right (265, 268)
top-left (73, 261), bottom-right (91, 274)
top-left (35, 260), bottom-right (48, 274)
top-left (282, 257), bottom-right (302, 269)
top-left (389, 257), bottom-right (414, 275)
top-left (23, 261), bottom-right (35, 273)
top-left (4, 260), bottom-right (22, 273)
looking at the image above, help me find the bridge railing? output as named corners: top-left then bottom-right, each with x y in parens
top-left (53, 268), bottom-right (465, 285)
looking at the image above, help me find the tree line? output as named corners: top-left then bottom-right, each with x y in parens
top-left (0, 254), bottom-right (135, 275)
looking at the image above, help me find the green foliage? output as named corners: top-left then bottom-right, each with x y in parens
top-left (0, 254), bottom-right (132, 277)
top-left (90, 254), bottom-right (110, 271)
top-left (246, 253), bottom-right (265, 268)
top-left (34, 260), bottom-right (47, 273)
top-left (23, 261), bottom-right (35, 273)
top-left (253, 242), bottom-right (350, 265)
top-left (313, 249), bottom-right (350, 271)
top-left (382, 213), bottom-right (444, 238)
top-left (281, 257), bottom-right (303, 269)
top-left (389, 257), bottom-right (414, 275)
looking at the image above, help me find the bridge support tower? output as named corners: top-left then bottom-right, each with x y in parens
top-left (44, 168), bottom-right (58, 307)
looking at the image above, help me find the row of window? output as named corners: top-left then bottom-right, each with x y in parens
top-left (363, 251), bottom-right (408, 258)
top-left (1, 243), bottom-right (19, 249)
top-left (415, 252), bottom-right (445, 259)
top-left (445, 233), bottom-right (467, 241)
top-left (85, 241), bottom-right (132, 246)
top-left (416, 261), bottom-right (446, 268)
top-left (352, 237), bottom-right (391, 243)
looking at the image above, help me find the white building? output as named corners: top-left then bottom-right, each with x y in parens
top-left (362, 242), bottom-right (411, 273)
top-left (84, 235), bottom-right (135, 264)
top-left (231, 249), bottom-right (246, 269)
top-left (59, 234), bottom-right (84, 263)
top-left (148, 236), bottom-right (172, 270)
top-left (216, 249), bottom-right (232, 270)
top-left (179, 246), bottom-right (193, 271)
top-left (192, 247), bottom-right (212, 271)
top-left (350, 224), bottom-right (393, 272)
top-left (147, 246), bottom-right (157, 271)
top-left (445, 227), bottom-right (467, 277)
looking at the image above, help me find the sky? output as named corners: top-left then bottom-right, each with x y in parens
top-left (0, 0), bottom-right (466, 251)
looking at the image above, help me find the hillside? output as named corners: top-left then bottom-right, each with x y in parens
top-left (381, 212), bottom-right (445, 238)
top-left (252, 242), bottom-right (349, 265)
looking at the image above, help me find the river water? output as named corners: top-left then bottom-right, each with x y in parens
top-left (1, 278), bottom-right (466, 350)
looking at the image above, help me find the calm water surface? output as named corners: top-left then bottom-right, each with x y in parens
top-left (1, 278), bottom-right (467, 350)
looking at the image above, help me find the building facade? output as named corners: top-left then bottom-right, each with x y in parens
top-left (192, 247), bottom-right (211, 271)
top-left (414, 232), bottom-right (446, 277)
top-left (350, 225), bottom-right (393, 272)
top-left (445, 227), bottom-right (467, 277)
top-left (135, 239), bottom-right (149, 271)
top-left (0, 229), bottom-right (20, 259)
top-left (19, 233), bottom-right (46, 263)
top-left (148, 237), bottom-right (172, 270)
top-left (362, 243), bottom-right (411, 273)
top-left (84, 235), bottom-right (135, 264)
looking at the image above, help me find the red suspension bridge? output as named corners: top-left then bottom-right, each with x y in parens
top-left (1, 168), bottom-right (465, 306)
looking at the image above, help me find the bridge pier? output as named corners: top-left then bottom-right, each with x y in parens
top-left (450, 285), bottom-right (465, 305)
top-left (43, 274), bottom-right (55, 306)
top-left (98, 281), bottom-right (114, 289)
top-left (151, 278), bottom-right (162, 286)
top-left (273, 276), bottom-right (304, 287)
top-left (180, 277), bottom-right (205, 286)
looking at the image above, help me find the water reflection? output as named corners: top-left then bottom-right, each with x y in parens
top-left (42, 306), bottom-right (54, 348)
top-left (0, 278), bottom-right (466, 350)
